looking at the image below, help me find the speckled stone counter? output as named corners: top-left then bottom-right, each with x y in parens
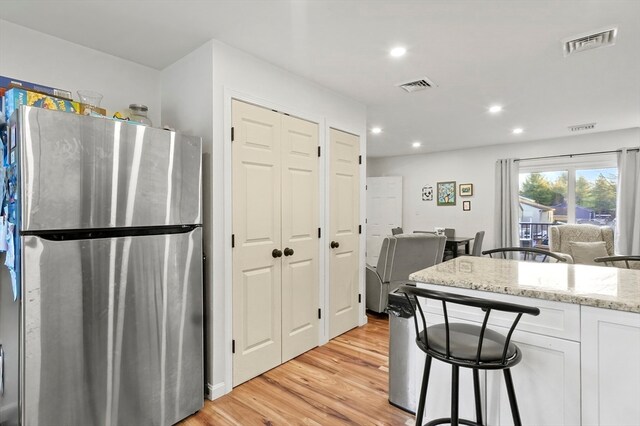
top-left (409, 256), bottom-right (640, 313)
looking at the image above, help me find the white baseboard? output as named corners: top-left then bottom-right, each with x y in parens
top-left (207, 382), bottom-right (227, 401)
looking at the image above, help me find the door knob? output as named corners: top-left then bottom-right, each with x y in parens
top-left (330, 241), bottom-right (340, 249)
top-left (272, 249), bottom-right (283, 258)
top-left (283, 247), bottom-right (294, 256)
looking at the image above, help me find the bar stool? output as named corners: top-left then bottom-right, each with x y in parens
top-left (399, 284), bottom-right (540, 426)
top-left (482, 247), bottom-right (567, 263)
top-left (594, 255), bottom-right (640, 269)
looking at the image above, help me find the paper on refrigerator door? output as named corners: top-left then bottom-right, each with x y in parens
top-left (0, 216), bottom-right (6, 252)
top-left (4, 221), bottom-right (18, 300)
top-left (0, 166), bottom-right (5, 208)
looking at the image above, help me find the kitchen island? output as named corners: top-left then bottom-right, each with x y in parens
top-left (407, 256), bottom-right (640, 426)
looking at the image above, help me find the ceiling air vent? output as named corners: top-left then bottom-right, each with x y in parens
top-left (568, 123), bottom-right (596, 132)
top-left (398, 77), bottom-right (436, 93)
top-left (563, 27), bottom-right (617, 56)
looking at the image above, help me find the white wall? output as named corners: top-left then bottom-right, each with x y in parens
top-left (368, 128), bottom-right (640, 251)
top-left (161, 41), bottom-right (213, 150)
top-left (0, 19), bottom-right (161, 124)
top-left (160, 39), bottom-right (367, 399)
top-left (160, 40), bottom-right (215, 397)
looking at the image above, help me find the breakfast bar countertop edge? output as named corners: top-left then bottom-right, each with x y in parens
top-left (408, 257), bottom-right (640, 313)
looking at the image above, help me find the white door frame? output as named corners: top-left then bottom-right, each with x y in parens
top-left (325, 121), bottom-right (367, 332)
top-left (222, 90), bottom-right (367, 396)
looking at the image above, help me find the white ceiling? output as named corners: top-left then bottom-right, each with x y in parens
top-left (1, 1), bottom-right (639, 157)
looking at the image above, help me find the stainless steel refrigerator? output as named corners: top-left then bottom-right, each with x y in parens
top-left (0, 106), bottom-right (204, 425)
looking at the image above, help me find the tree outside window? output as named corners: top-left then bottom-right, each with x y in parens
top-left (519, 168), bottom-right (617, 227)
top-left (575, 169), bottom-right (617, 225)
top-left (520, 172), bottom-right (567, 207)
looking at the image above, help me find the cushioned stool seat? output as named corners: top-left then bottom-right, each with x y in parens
top-left (420, 323), bottom-right (517, 363)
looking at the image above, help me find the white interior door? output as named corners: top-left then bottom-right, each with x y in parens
top-left (232, 100), bottom-right (282, 386)
top-left (328, 128), bottom-right (360, 339)
top-left (232, 100), bottom-right (321, 384)
top-left (280, 114), bottom-right (319, 362)
top-left (366, 176), bottom-right (402, 265)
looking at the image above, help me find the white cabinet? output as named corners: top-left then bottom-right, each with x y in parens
top-left (581, 306), bottom-right (640, 426)
top-left (486, 330), bottom-right (581, 425)
top-left (419, 354), bottom-right (485, 422)
top-left (415, 314), bottom-right (486, 423)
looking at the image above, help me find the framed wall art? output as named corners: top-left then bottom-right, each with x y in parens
top-left (463, 200), bottom-right (471, 211)
top-left (437, 181), bottom-right (456, 206)
top-left (422, 185), bottom-right (433, 201)
top-left (459, 183), bottom-right (473, 197)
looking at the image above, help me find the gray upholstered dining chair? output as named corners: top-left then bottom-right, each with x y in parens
top-left (365, 233), bottom-right (446, 313)
top-left (471, 231), bottom-right (485, 256)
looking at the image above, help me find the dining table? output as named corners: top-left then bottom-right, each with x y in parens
top-left (445, 236), bottom-right (474, 257)
top-left (413, 231), bottom-right (475, 258)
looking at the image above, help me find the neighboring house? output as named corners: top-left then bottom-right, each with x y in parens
top-left (519, 196), bottom-right (555, 223)
top-left (551, 201), bottom-right (594, 223)
top-left (519, 197), bottom-right (555, 247)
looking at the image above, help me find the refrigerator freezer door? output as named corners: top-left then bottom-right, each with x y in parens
top-left (17, 106), bottom-right (202, 231)
top-left (21, 228), bottom-right (203, 425)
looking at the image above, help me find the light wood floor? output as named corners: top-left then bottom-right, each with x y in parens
top-left (180, 314), bottom-right (415, 425)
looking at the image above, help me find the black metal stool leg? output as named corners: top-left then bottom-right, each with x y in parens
top-left (472, 368), bottom-right (483, 425)
top-left (451, 365), bottom-right (460, 426)
top-left (503, 368), bottom-right (522, 426)
top-left (415, 355), bottom-right (432, 426)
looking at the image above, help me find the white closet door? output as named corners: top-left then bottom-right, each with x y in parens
top-left (280, 114), bottom-right (319, 362)
top-left (366, 176), bottom-right (402, 265)
top-left (232, 100), bottom-right (282, 385)
top-left (328, 128), bottom-right (360, 339)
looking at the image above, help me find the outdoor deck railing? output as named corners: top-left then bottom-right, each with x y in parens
top-left (519, 222), bottom-right (560, 248)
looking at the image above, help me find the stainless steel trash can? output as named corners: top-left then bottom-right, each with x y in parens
top-left (387, 283), bottom-right (418, 413)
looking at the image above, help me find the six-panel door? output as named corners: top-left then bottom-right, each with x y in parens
top-left (328, 128), bottom-right (361, 339)
top-left (232, 100), bottom-right (323, 385)
top-left (232, 100), bottom-right (284, 385)
top-left (281, 115), bottom-right (320, 363)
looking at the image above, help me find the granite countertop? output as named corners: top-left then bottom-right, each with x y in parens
top-left (409, 257), bottom-right (640, 313)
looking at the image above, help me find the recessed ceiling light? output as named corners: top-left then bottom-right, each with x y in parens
top-left (371, 127), bottom-right (382, 134)
top-left (412, 142), bottom-right (421, 148)
top-left (489, 105), bottom-right (503, 114)
top-left (390, 46), bottom-right (407, 57)
top-left (512, 128), bottom-right (524, 134)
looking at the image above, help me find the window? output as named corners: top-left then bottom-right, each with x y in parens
top-left (517, 155), bottom-right (617, 248)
